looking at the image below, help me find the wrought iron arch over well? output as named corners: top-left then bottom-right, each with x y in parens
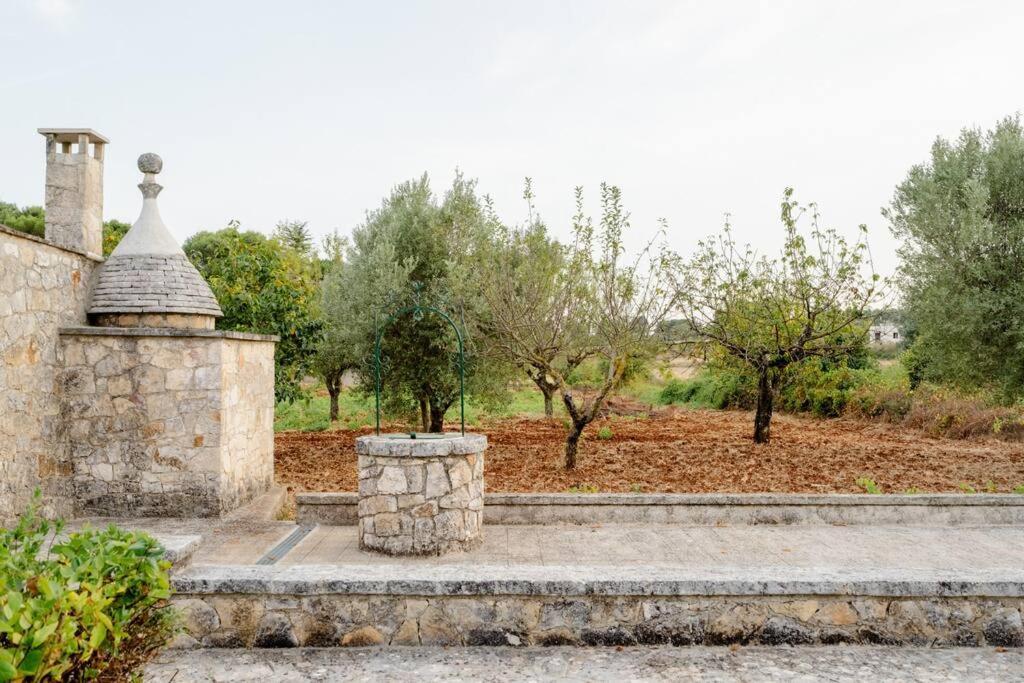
top-left (373, 304), bottom-right (465, 436)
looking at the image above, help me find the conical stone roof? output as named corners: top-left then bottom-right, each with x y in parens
top-left (89, 153), bottom-right (222, 317)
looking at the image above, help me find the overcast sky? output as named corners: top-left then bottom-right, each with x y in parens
top-left (2, 1), bottom-right (1022, 276)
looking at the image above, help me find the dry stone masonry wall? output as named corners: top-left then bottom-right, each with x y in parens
top-left (0, 226), bottom-right (99, 521)
top-left (1, 133), bottom-right (278, 521)
top-left (356, 435), bottom-right (486, 555)
top-left (58, 329), bottom-right (275, 517)
top-left (171, 593), bottom-right (1024, 649)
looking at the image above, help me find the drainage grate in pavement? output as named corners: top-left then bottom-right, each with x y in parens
top-left (255, 525), bottom-right (315, 565)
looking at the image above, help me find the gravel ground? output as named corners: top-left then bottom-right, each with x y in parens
top-left (145, 646), bottom-right (1024, 682)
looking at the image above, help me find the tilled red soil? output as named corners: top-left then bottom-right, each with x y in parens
top-left (275, 408), bottom-right (1024, 494)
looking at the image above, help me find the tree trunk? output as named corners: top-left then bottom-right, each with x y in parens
top-left (527, 369), bottom-right (557, 418)
top-left (325, 372), bottom-right (342, 422)
top-left (753, 368), bottom-right (775, 444)
top-left (543, 390), bottom-right (554, 417)
top-left (419, 397), bottom-right (429, 433)
top-left (428, 400), bottom-right (445, 433)
top-left (329, 388), bottom-right (340, 422)
top-left (560, 389), bottom-right (591, 470)
top-left (564, 420), bottom-right (585, 469)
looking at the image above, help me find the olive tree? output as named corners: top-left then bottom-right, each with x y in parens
top-left (484, 183), bottom-right (674, 468)
top-left (674, 189), bottom-right (883, 444)
top-left (318, 231), bottom-right (411, 421)
top-left (886, 115), bottom-right (1024, 400)
top-left (320, 173), bottom-right (509, 432)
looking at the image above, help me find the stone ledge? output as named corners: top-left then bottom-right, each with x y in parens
top-left (159, 534), bottom-right (203, 568)
top-left (58, 326), bottom-right (279, 342)
top-left (0, 222), bottom-right (104, 262)
top-left (355, 434), bottom-right (487, 457)
top-left (296, 492), bottom-right (1024, 527)
top-left (299, 492), bottom-right (1024, 507)
top-left (172, 564), bottom-right (1024, 598)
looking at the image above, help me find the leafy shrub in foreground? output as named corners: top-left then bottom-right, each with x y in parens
top-left (0, 494), bottom-right (176, 681)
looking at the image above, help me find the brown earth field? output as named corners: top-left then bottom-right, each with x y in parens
top-left (274, 408), bottom-right (1024, 495)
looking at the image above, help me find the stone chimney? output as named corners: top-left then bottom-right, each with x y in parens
top-left (37, 128), bottom-right (108, 257)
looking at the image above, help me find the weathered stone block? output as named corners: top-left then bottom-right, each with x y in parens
top-left (982, 608), bottom-right (1024, 647)
top-left (253, 612), bottom-right (298, 648)
top-left (341, 625), bottom-right (385, 647)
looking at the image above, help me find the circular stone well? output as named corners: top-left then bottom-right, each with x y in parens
top-left (356, 433), bottom-right (486, 555)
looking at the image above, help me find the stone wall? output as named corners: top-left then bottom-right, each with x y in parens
top-left (171, 593), bottom-right (1024, 649)
top-left (58, 328), bottom-right (276, 517)
top-left (0, 226), bottom-right (99, 522)
top-left (219, 339), bottom-right (276, 512)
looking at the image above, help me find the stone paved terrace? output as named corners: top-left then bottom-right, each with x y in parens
top-left (75, 514), bottom-right (1024, 570)
top-left (83, 511), bottom-right (1024, 648)
top-left (145, 646), bottom-right (1024, 682)
top-left (274, 523), bottom-right (1024, 570)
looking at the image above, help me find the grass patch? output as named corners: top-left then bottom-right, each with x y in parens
top-left (276, 385), bottom-right (554, 432)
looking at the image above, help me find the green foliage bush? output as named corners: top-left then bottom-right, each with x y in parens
top-left (666, 358), bottom-right (1023, 442)
top-left (658, 370), bottom-right (752, 409)
top-left (184, 225), bottom-right (322, 403)
top-left (778, 363), bottom-right (866, 418)
top-left (0, 495), bottom-right (175, 681)
top-left (0, 203), bottom-right (45, 238)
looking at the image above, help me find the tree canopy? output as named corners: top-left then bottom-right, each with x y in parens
top-left (887, 115), bottom-right (1024, 400)
top-left (184, 224), bottom-right (322, 402)
top-left (320, 173), bottom-right (511, 431)
top-left (675, 189), bottom-right (882, 443)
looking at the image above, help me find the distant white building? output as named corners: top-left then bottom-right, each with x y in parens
top-left (868, 321), bottom-right (901, 345)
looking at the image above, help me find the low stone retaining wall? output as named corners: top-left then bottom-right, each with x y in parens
top-left (297, 492), bottom-right (1024, 526)
top-left (170, 565), bottom-right (1024, 648)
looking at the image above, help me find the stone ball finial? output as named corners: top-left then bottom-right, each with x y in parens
top-left (138, 153), bottom-right (163, 175)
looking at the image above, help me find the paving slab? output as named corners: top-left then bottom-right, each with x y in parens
top-left (144, 646), bottom-right (1024, 682)
top-left (271, 523), bottom-right (1024, 572)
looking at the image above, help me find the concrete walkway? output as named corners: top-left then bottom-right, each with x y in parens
top-left (83, 516), bottom-right (1024, 573)
top-left (145, 646), bottom-right (1024, 682)
top-left (275, 524), bottom-right (1024, 571)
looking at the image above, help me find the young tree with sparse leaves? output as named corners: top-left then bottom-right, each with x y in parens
top-left (675, 188), bottom-right (883, 444)
top-left (480, 180), bottom-right (588, 417)
top-left (484, 183), bottom-right (674, 468)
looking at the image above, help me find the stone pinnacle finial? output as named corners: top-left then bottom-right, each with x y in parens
top-left (138, 152), bottom-right (163, 175)
top-left (137, 153), bottom-right (163, 198)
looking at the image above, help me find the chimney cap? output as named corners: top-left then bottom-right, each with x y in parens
top-left (37, 128), bottom-right (110, 145)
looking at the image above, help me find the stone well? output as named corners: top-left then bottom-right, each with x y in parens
top-left (356, 433), bottom-right (486, 555)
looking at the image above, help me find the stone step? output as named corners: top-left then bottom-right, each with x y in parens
top-left (145, 645), bottom-right (1024, 682)
top-left (169, 563), bottom-right (1024, 649)
top-left (297, 492), bottom-right (1024, 527)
